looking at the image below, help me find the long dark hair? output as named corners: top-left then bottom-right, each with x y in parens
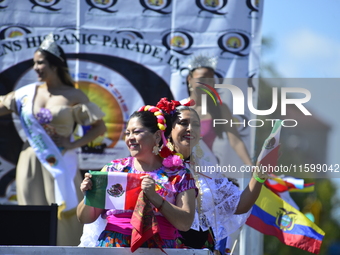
top-left (36, 46), bottom-right (74, 87)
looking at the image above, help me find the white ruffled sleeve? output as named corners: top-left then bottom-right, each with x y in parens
top-left (198, 176), bottom-right (251, 242)
top-left (78, 215), bottom-right (107, 247)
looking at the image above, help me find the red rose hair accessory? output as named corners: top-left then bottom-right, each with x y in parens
top-left (156, 97), bottom-right (195, 115)
top-left (156, 98), bottom-right (181, 115)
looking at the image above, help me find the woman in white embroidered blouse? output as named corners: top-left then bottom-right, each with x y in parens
top-left (156, 99), bottom-right (267, 255)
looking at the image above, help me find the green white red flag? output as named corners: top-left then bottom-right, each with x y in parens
top-left (85, 171), bottom-right (143, 210)
top-left (257, 119), bottom-right (282, 167)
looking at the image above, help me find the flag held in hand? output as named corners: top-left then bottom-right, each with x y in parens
top-left (85, 171), bottom-right (143, 210)
top-left (257, 119), bottom-right (282, 168)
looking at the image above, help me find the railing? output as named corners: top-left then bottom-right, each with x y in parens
top-left (0, 246), bottom-right (210, 255)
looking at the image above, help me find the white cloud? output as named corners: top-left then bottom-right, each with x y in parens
top-left (285, 29), bottom-right (337, 59)
top-left (278, 29), bottom-right (340, 77)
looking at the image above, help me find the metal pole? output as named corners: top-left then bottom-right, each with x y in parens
top-left (238, 174), bottom-right (263, 255)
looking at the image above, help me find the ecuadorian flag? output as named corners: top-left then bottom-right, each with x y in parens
top-left (85, 171), bottom-right (143, 210)
top-left (246, 187), bottom-right (325, 254)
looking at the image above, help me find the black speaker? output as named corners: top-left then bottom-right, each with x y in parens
top-left (0, 204), bottom-right (58, 245)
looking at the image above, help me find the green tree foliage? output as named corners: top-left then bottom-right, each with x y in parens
top-left (256, 37), bottom-right (340, 255)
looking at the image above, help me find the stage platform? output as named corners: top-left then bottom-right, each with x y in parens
top-left (0, 246), bottom-right (210, 255)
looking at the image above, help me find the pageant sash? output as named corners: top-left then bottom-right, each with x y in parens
top-left (15, 83), bottom-right (78, 212)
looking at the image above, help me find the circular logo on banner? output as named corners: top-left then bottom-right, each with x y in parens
top-left (0, 26), bottom-right (32, 40)
top-left (29, 0), bottom-right (61, 11)
top-left (139, 0), bottom-right (172, 14)
top-left (246, 0), bottom-right (260, 13)
top-left (86, 0), bottom-right (118, 13)
top-left (217, 31), bottom-right (250, 56)
top-left (196, 0), bottom-right (228, 15)
top-left (162, 31), bottom-right (193, 55)
top-left (0, 0), bottom-right (9, 9)
top-left (116, 29), bottom-right (144, 40)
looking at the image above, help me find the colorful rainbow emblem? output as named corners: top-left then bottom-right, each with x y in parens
top-left (196, 82), bottom-right (223, 106)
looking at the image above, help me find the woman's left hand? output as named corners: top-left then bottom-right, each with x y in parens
top-left (140, 175), bottom-right (157, 198)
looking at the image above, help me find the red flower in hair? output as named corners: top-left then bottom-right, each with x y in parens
top-left (159, 145), bottom-right (173, 158)
top-left (156, 97), bottom-right (181, 115)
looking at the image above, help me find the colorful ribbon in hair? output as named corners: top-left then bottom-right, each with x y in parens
top-left (137, 105), bottom-right (183, 167)
top-left (138, 105), bottom-right (167, 131)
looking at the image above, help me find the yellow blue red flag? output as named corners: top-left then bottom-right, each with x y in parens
top-left (246, 187), bottom-right (325, 254)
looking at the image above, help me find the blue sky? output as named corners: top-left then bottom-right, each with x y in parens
top-left (261, 0), bottom-right (340, 218)
top-left (262, 1), bottom-right (340, 78)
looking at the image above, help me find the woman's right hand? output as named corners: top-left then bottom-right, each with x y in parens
top-left (77, 172), bottom-right (104, 224)
top-left (140, 175), bottom-right (158, 199)
top-left (80, 172), bottom-right (93, 195)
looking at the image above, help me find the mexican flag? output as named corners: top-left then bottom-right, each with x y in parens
top-left (85, 171), bottom-right (143, 210)
top-left (257, 119), bottom-right (282, 167)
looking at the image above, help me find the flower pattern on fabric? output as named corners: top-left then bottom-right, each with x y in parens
top-left (185, 161), bottom-right (251, 242)
top-left (36, 108), bottom-right (57, 136)
top-left (36, 108), bottom-right (53, 124)
top-left (96, 230), bottom-right (177, 248)
top-left (156, 170), bottom-right (168, 184)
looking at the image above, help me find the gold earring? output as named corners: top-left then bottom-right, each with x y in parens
top-left (152, 145), bottom-right (159, 155)
top-left (167, 140), bottom-right (174, 151)
top-left (195, 142), bottom-right (204, 159)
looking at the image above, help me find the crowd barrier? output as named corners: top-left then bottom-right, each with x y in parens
top-left (0, 246), bottom-right (210, 255)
